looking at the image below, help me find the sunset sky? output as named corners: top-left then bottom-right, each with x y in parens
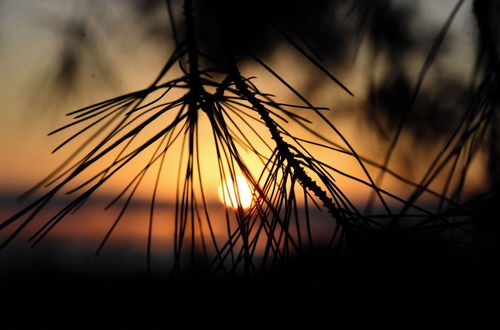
top-left (0, 1), bottom-right (490, 271)
top-left (1, 3), bottom-right (498, 330)
top-left (0, 0), bottom-right (484, 200)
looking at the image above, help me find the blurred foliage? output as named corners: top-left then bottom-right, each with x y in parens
top-left (3, 0), bottom-right (499, 273)
top-left (33, 0), bottom-right (476, 144)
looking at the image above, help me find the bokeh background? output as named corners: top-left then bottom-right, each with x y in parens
top-left (0, 0), bottom-right (492, 274)
top-left (2, 1), bottom-right (500, 329)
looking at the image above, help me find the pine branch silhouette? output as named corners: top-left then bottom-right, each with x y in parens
top-left (1, 0), bottom-right (496, 275)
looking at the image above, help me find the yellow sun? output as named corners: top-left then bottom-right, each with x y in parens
top-left (218, 175), bottom-right (253, 209)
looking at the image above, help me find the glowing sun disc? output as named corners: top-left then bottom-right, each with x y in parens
top-left (218, 175), bottom-right (253, 209)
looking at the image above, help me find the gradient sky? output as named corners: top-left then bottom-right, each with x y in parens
top-left (0, 0), bottom-right (486, 204)
top-left (0, 0), bottom-right (492, 276)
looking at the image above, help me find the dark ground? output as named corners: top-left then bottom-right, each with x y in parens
top-left (1, 236), bottom-right (499, 330)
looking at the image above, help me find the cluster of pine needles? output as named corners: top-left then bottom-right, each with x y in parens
top-left (0, 0), bottom-right (496, 275)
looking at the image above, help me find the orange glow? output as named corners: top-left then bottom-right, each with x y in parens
top-left (218, 175), bottom-right (254, 209)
